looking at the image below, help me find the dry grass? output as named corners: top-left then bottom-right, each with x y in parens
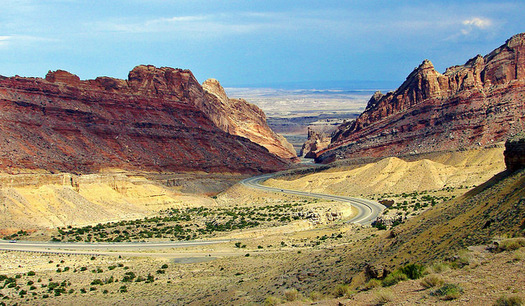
top-left (420, 274), bottom-right (445, 289)
top-left (431, 283), bottom-right (464, 300)
top-left (497, 238), bottom-right (525, 252)
top-left (493, 295), bottom-right (524, 306)
top-left (374, 288), bottom-right (394, 305)
top-left (364, 278), bottom-right (382, 290)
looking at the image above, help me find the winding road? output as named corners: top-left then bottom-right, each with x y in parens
top-left (0, 169), bottom-right (384, 255)
top-left (241, 173), bottom-right (385, 225)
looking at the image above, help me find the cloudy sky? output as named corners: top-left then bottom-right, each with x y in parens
top-left (1, 0), bottom-right (524, 88)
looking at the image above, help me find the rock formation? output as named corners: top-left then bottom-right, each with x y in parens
top-left (201, 78), bottom-right (297, 161)
top-left (0, 65), bottom-right (291, 174)
top-left (299, 127), bottom-right (331, 158)
top-left (504, 134), bottom-right (525, 172)
top-left (317, 33), bottom-right (525, 163)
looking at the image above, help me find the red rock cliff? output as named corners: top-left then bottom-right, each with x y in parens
top-left (317, 33), bottom-right (525, 163)
top-left (201, 78), bottom-right (297, 161)
top-left (0, 65), bottom-right (290, 174)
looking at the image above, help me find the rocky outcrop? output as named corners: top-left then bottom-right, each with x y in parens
top-left (202, 79), bottom-right (297, 161)
top-left (504, 134), bottom-right (525, 172)
top-left (317, 33), bottom-right (525, 163)
top-left (299, 127), bottom-right (331, 158)
top-left (0, 66), bottom-right (290, 174)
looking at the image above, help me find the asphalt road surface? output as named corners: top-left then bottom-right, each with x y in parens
top-left (0, 170), bottom-right (384, 255)
top-left (0, 239), bottom-right (231, 256)
top-left (241, 173), bottom-right (385, 225)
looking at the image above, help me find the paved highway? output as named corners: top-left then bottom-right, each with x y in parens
top-left (0, 239), bottom-right (231, 255)
top-left (241, 173), bottom-right (385, 225)
top-left (0, 170), bottom-right (384, 255)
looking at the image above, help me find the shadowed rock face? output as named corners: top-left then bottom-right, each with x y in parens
top-left (317, 33), bottom-right (525, 163)
top-left (505, 134), bottom-right (525, 172)
top-left (201, 78), bottom-right (297, 161)
top-left (0, 65), bottom-right (290, 174)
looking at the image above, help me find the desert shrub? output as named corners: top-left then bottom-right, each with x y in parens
top-left (374, 289), bottom-right (394, 305)
top-left (364, 278), bottom-right (382, 290)
top-left (431, 283), bottom-right (463, 300)
top-left (382, 270), bottom-right (408, 287)
top-left (333, 283), bottom-right (352, 297)
top-left (161, 264), bottom-right (168, 269)
top-left (90, 279), bottom-right (104, 286)
top-left (122, 271), bottom-right (136, 282)
top-left (263, 296), bottom-right (281, 306)
top-left (400, 263), bottom-right (425, 279)
top-left (513, 248), bottom-right (525, 261)
top-left (119, 285), bottom-right (127, 293)
top-left (497, 238), bottom-right (525, 252)
top-left (450, 250), bottom-right (475, 269)
top-left (284, 288), bottom-right (299, 302)
top-left (27, 271), bottom-right (35, 276)
top-left (429, 262), bottom-right (450, 274)
top-left (494, 295), bottom-right (523, 306)
top-left (309, 291), bottom-right (323, 301)
top-left (420, 274), bottom-right (444, 289)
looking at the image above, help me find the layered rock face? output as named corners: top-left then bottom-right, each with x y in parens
top-left (317, 33), bottom-right (525, 163)
top-left (504, 134), bottom-right (525, 172)
top-left (299, 127), bottom-right (331, 158)
top-left (201, 79), bottom-right (297, 161)
top-left (0, 65), bottom-right (290, 174)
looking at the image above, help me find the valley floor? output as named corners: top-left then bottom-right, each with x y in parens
top-left (0, 146), bottom-right (523, 305)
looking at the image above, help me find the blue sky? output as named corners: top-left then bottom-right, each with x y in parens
top-left (1, 0), bottom-right (524, 88)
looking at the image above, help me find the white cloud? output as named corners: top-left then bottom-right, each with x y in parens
top-left (461, 17), bottom-right (493, 35)
top-left (463, 17), bottom-right (493, 29)
top-left (0, 35), bottom-right (59, 49)
top-left (0, 36), bottom-right (11, 48)
top-left (89, 11), bottom-right (316, 40)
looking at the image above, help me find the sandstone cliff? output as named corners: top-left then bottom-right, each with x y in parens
top-left (201, 79), bottom-right (297, 160)
top-left (299, 127), bottom-right (331, 158)
top-left (317, 33), bottom-right (525, 163)
top-left (0, 66), bottom-right (290, 174)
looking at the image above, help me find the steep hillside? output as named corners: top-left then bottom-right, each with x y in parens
top-left (317, 33), bottom-right (525, 163)
top-left (0, 66), bottom-right (291, 174)
top-left (202, 79), bottom-right (297, 160)
top-left (234, 155), bottom-right (524, 304)
top-left (0, 172), bottom-right (218, 231)
top-left (266, 146), bottom-right (505, 196)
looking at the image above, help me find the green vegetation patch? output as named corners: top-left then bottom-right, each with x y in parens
top-left (50, 203), bottom-right (311, 242)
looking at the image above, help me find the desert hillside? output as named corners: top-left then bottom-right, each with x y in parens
top-left (266, 146), bottom-right (505, 196)
top-left (0, 172), bottom-right (220, 232)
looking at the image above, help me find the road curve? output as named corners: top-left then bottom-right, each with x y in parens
top-left (1, 171), bottom-right (384, 255)
top-left (241, 173), bottom-right (385, 225)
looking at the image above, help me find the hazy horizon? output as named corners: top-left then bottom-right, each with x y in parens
top-left (1, 1), bottom-right (525, 88)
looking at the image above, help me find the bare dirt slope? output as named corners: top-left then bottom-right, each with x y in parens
top-left (266, 146), bottom-right (505, 196)
top-left (0, 172), bottom-right (219, 232)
